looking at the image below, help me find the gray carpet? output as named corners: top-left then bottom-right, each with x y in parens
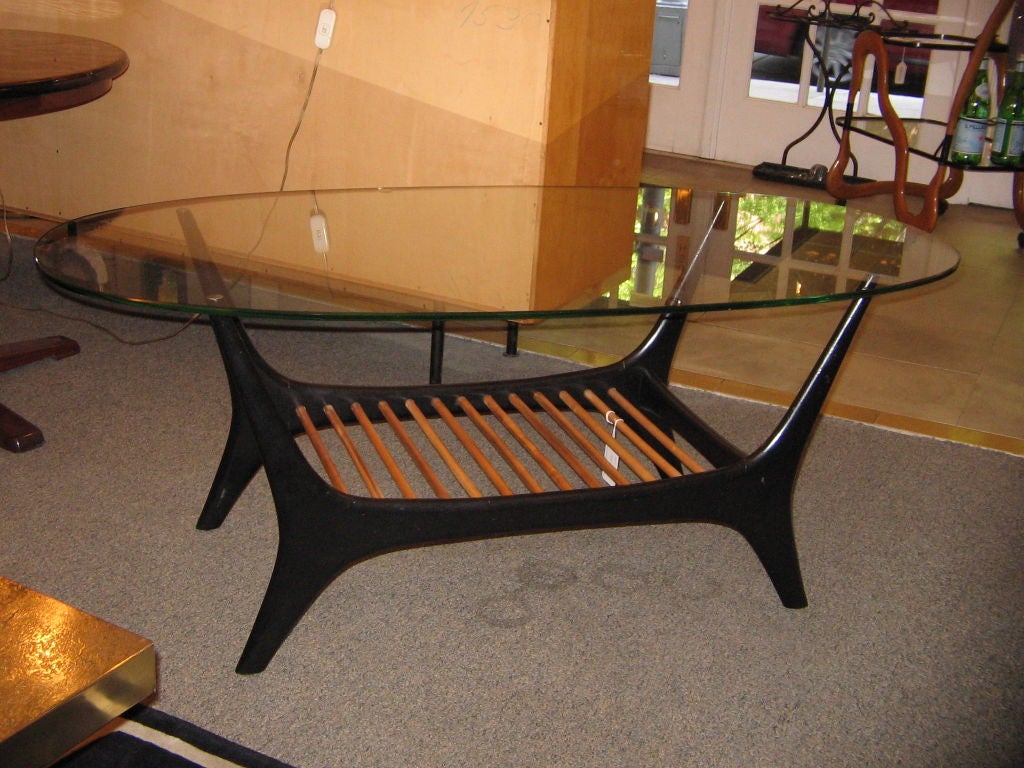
top-left (2, 236), bottom-right (1022, 767)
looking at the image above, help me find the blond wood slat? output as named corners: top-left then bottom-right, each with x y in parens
top-left (455, 397), bottom-right (544, 493)
top-left (379, 401), bottom-right (451, 498)
top-left (582, 390), bottom-right (682, 478)
top-left (350, 402), bottom-right (418, 499)
top-left (323, 405), bottom-right (385, 497)
top-left (606, 387), bottom-right (706, 473)
top-left (432, 398), bottom-right (514, 496)
top-left (405, 399), bottom-right (483, 497)
top-left (508, 393), bottom-right (603, 488)
top-left (482, 395), bottom-right (573, 491)
top-left (532, 391), bottom-right (631, 486)
top-left (295, 406), bottom-right (348, 493)
top-left (558, 391), bottom-right (658, 482)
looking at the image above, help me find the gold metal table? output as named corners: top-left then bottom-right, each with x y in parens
top-left (0, 576), bottom-right (155, 768)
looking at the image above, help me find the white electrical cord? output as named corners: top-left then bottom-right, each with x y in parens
top-left (2, 7), bottom-right (336, 344)
top-left (0, 297), bottom-right (201, 345)
top-left (279, 1), bottom-right (336, 191)
top-left (278, 51), bottom-right (324, 191)
top-left (0, 185), bottom-right (12, 282)
top-left (0, 176), bottom-right (201, 344)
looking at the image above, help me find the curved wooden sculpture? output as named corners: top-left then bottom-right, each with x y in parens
top-left (827, 0), bottom-right (1020, 232)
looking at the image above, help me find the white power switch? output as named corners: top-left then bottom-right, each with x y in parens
top-left (310, 213), bottom-right (330, 253)
top-left (315, 8), bottom-right (336, 50)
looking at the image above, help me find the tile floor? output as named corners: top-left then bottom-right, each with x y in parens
top-left (499, 153), bottom-right (1024, 456)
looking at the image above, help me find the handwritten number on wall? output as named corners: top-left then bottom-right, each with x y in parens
top-left (459, 1), bottom-right (544, 31)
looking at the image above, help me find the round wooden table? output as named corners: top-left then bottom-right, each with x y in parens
top-left (0, 29), bottom-right (128, 451)
top-left (0, 29), bottom-right (129, 121)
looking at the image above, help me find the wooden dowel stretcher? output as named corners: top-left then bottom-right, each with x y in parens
top-left (432, 398), bottom-right (514, 496)
top-left (350, 402), bottom-right (418, 499)
top-left (606, 388), bottom-right (706, 473)
top-left (379, 401), bottom-right (451, 498)
top-left (558, 391), bottom-right (658, 483)
top-left (482, 395), bottom-right (573, 491)
top-left (295, 406), bottom-right (348, 493)
top-left (531, 391), bottom-right (630, 486)
top-left (294, 386), bottom-right (705, 504)
top-left (456, 396), bottom-right (544, 493)
top-left (324, 404), bottom-right (384, 497)
top-left (582, 390), bottom-right (682, 478)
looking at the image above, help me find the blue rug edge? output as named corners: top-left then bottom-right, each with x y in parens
top-left (123, 704), bottom-right (300, 768)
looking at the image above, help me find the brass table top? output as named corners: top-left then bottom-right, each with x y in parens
top-left (0, 576), bottom-right (155, 768)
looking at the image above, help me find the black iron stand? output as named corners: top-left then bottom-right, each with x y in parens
top-left (197, 293), bottom-right (871, 674)
top-left (752, 3), bottom-right (902, 188)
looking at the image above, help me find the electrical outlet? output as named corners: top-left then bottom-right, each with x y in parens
top-left (315, 8), bottom-right (336, 50)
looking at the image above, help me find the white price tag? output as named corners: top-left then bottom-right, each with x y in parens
top-left (894, 60), bottom-right (907, 85)
top-left (602, 411), bottom-right (623, 485)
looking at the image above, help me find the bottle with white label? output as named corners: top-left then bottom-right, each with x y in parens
top-left (992, 55), bottom-right (1024, 166)
top-left (950, 59), bottom-right (991, 166)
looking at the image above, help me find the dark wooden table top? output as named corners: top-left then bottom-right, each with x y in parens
top-left (0, 29), bottom-right (128, 120)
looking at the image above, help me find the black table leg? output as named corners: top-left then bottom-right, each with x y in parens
top-left (504, 321), bottom-right (519, 356)
top-left (429, 320), bottom-right (445, 384)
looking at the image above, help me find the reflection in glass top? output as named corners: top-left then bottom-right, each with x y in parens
top-left (35, 186), bottom-right (959, 321)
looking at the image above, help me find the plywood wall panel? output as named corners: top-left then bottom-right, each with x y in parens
top-left (542, 0), bottom-right (655, 186)
top-left (533, 0), bottom-right (655, 306)
top-left (0, 0), bottom-right (564, 216)
top-left (0, 0), bottom-right (653, 311)
top-left (286, 68), bottom-right (546, 191)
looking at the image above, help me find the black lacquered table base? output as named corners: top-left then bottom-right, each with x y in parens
top-left (197, 294), bottom-right (870, 674)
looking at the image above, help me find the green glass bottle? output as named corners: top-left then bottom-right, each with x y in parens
top-left (951, 59), bottom-right (991, 165)
top-left (992, 55), bottom-right (1024, 166)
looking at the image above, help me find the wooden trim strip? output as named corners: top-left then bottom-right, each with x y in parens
top-left (532, 392), bottom-right (630, 486)
top-left (323, 404), bottom-right (384, 497)
top-left (558, 391), bottom-right (658, 482)
top-left (582, 390), bottom-right (682, 478)
top-left (432, 398), bottom-right (514, 496)
top-left (508, 393), bottom-right (602, 488)
top-left (405, 399), bottom-right (482, 497)
top-left (606, 387), bottom-right (706, 473)
top-left (379, 401), bottom-right (451, 498)
top-left (455, 397), bottom-right (543, 493)
top-left (295, 406), bottom-right (348, 492)
top-left (482, 395), bottom-right (573, 491)
top-left (350, 402), bottom-right (417, 499)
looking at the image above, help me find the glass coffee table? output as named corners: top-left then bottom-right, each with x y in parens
top-left (35, 186), bottom-right (959, 673)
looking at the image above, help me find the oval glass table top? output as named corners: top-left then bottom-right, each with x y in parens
top-left (35, 186), bottom-right (960, 322)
